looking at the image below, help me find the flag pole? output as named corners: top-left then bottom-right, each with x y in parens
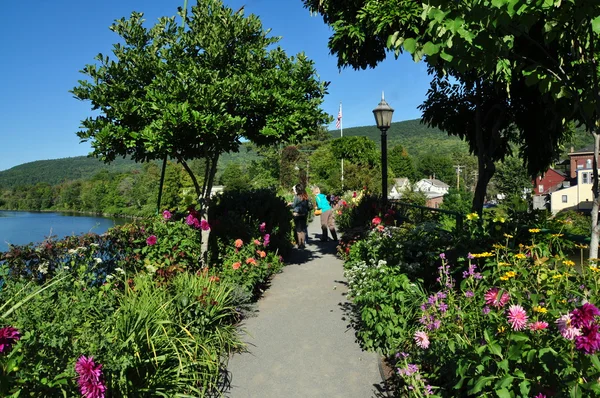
top-left (340, 102), bottom-right (344, 191)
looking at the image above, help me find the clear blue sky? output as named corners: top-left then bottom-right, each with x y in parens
top-left (0, 0), bottom-right (431, 172)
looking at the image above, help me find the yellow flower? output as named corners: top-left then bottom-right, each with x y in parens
top-left (575, 243), bottom-right (589, 249)
top-left (590, 265), bottom-right (600, 273)
top-left (492, 243), bottom-right (504, 249)
top-left (563, 260), bottom-right (576, 267)
top-left (471, 252), bottom-right (494, 258)
top-left (529, 228), bottom-right (541, 233)
top-left (497, 326), bottom-right (506, 334)
top-left (503, 233), bottom-right (513, 239)
top-left (498, 262), bottom-right (511, 267)
top-left (514, 253), bottom-right (527, 259)
top-left (493, 217), bottom-right (506, 223)
top-left (552, 274), bottom-right (563, 280)
top-left (506, 271), bottom-right (516, 277)
top-left (500, 276), bottom-right (509, 281)
top-left (533, 306), bottom-right (547, 314)
top-left (466, 213), bottom-right (480, 220)
top-left (551, 233), bottom-right (564, 238)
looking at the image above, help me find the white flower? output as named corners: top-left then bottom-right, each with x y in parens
top-left (106, 274), bottom-right (114, 280)
top-left (94, 258), bottom-right (103, 264)
top-left (38, 262), bottom-right (49, 275)
top-left (90, 243), bottom-right (99, 247)
top-left (68, 249), bottom-right (77, 254)
top-left (114, 267), bottom-right (125, 275)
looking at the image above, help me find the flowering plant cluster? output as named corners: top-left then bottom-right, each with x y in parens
top-left (217, 224), bottom-right (284, 298)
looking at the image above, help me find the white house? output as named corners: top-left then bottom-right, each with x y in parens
top-left (549, 169), bottom-right (594, 214)
top-left (414, 178), bottom-right (450, 195)
top-left (388, 177), bottom-right (411, 199)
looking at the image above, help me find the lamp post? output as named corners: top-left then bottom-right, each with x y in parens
top-left (372, 92), bottom-right (394, 207)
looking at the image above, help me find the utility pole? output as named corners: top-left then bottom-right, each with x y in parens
top-left (454, 165), bottom-right (464, 190)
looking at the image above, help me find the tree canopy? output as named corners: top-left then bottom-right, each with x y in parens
top-left (73, 0), bottom-right (330, 200)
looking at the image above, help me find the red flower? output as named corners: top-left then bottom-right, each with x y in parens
top-left (372, 217), bottom-right (382, 225)
top-left (146, 235), bottom-right (157, 246)
top-left (0, 326), bottom-right (20, 353)
top-left (232, 262), bottom-right (241, 270)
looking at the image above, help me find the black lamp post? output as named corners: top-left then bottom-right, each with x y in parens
top-left (372, 92), bottom-right (394, 207)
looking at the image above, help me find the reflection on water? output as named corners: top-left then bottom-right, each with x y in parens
top-left (0, 211), bottom-right (128, 253)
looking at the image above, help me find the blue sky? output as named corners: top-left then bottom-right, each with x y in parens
top-left (0, 0), bottom-right (431, 172)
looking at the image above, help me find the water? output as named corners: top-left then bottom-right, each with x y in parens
top-left (0, 211), bottom-right (128, 253)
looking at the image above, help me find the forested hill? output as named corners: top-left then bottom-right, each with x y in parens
top-left (0, 157), bottom-right (144, 188)
top-left (333, 118), bottom-right (595, 158)
top-left (331, 118), bottom-right (469, 157)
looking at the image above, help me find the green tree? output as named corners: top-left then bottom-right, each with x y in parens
top-left (415, 153), bottom-right (454, 185)
top-left (493, 156), bottom-right (534, 202)
top-left (388, 144), bottom-right (416, 180)
top-left (73, 0), bottom-right (330, 204)
top-left (220, 163), bottom-right (251, 191)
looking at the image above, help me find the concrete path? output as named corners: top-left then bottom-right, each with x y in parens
top-left (223, 218), bottom-right (385, 398)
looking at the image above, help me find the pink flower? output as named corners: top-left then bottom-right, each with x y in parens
top-left (529, 321), bottom-right (549, 331)
top-left (575, 323), bottom-right (600, 354)
top-left (507, 305), bottom-right (528, 331)
top-left (234, 239), bottom-right (243, 248)
top-left (414, 331), bottom-right (430, 349)
top-left (186, 214), bottom-right (197, 226)
top-left (200, 219), bottom-right (210, 231)
top-left (232, 262), bottom-right (241, 270)
top-left (254, 239), bottom-right (261, 245)
top-left (146, 235), bottom-right (157, 246)
top-left (75, 356), bottom-right (106, 398)
top-left (534, 394), bottom-right (546, 398)
top-left (484, 287), bottom-right (510, 308)
top-left (259, 222), bottom-right (266, 233)
top-left (246, 257), bottom-right (257, 265)
top-left (372, 217), bottom-right (382, 225)
top-left (557, 314), bottom-right (582, 340)
top-left (0, 326), bottom-right (20, 354)
top-left (263, 234), bottom-right (270, 247)
top-left (162, 210), bottom-right (172, 220)
top-left (570, 303), bottom-right (600, 328)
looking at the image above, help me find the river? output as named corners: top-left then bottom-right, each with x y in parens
top-left (0, 211), bottom-right (128, 253)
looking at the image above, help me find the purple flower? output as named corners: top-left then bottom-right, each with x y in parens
top-left (575, 323), bottom-right (600, 354)
top-left (0, 326), bottom-right (20, 354)
top-left (200, 219), bottom-right (210, 231)
top-left (162, 210), bottom-right (172, 220)
top-left (467, 252), bottom-right (474, 260)
top-left (571, 303), bottom-right (600, 328)
top-left (75, 356), bottom-right (106, 398)
top-left (439, 253), bottom-right (446, 259)
top-left (438, 303), bottom-right (448, 313)
top-left (464, 290), bottom-right (474, 298)
top-left (259, 222), bottom-right (266, 233)
top-left (146, 235), bottom-right (157, 246)
top-left (186, 214), bottom-right (197, 226)
top-left (482, 306), bottom-right (491, 315)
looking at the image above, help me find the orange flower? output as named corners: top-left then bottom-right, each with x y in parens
top-left (232, 262), bottom-right (241, 270)
top-left (234, 239), bottom-right (243, 248)
top-left (209, 275), bottom-right (220, 282)
top-left (254, 239), bottom-right (261, 245)
top-left (246, 257), bottom-right (257, 265)
top-left (257, 250), bottom-right (266, 258)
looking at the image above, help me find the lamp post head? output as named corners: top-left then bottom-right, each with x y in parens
top-left (372, 92), bottom-right (394, 130)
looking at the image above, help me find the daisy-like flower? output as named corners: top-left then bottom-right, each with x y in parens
top-left (0, 326), bottom-right (21, 354)
top-left (570, 303), bottom-right (600, 328)
top-left (529, 228), bottom-right (541, 233)
top-left (484, 288), bottom-right (510, 308)
top-left (246, 258), bottom-right (257, 266)
top-left (557, 314), bottom-right (582, 340)
top-left (529, 321), bottom-right (549, 331)
top-left (563, 260), bottom-right (576, 267)
top-left (75, 356), bottom-right (106, 398)
top-left (514, 253), bottom-right (527, 259)
top-left (533, 305), bottom-right (547, 314)
top-left (507, 305), bottom-right (528, 331)
top-left (234, 239), bottom-right (244, 248)
top-left (232, 262), bottom-right (241, 270)
top-left (414, 331), bottom-right (430, 349)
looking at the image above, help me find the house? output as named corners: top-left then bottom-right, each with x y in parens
top-left (531, 168), bottom-right (568, 210)
top-left (549, 168), bottom-right (594, 214)
top-left (414, 178), bottom-right (450, 209)
top-left (388, 177), bottom-right (411, 199)
top-left (568, 146), bottom-right (595, 180)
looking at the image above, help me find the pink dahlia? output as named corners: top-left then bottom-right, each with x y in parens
top-left (414, 331), bottom-right (430, 349)
top-left (575, 323), bottom-right (600, 355)
top-left (146, 235), bottom-right (157, 246)
top-left (200, 219), bottom-right (210, 231)
top-left (185, 214), bottom-right (197, 226)
top-left (162, 210), bottom-right (172, 220)
top-left (484, 287), bottom-right (510, 308)
top-left (75, 356), bottom-right (106, 398)
top-left (507, 305), bottom-right (528, 331)
top-left (259, 222), bottom-right (266, 233)
top-left (556, 314), bottom-right (582, 340)
top-left (0, 326), bottom-right (20, 354)
top-left (263, 234), bottom-right (270, 247)
top-left (570, 303), bottom-right (600, 328)
top-left (529, 321), bottom-right (549, 331)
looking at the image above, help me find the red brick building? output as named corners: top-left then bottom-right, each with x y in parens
top-left (533, 168), bottom-right (567, 195)
top-left (569, 147), bottom-right (595, 179)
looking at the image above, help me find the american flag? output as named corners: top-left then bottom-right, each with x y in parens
top-left (335, 104), bottom-right (342, 129)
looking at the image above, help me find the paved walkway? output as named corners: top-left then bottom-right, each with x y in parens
top-left (224, 218), bottom-right (384, 398)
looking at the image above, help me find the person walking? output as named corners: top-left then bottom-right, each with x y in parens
top-left (291, 184), bottom-right (310, 249)
top-left (312, 186), bottom-right (338, 242)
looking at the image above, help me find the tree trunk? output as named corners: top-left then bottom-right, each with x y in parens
top-left (204, 152), bottom-right (220, 201)
top-left (179, 158), bottom-right (202, 200)
top-left (473, 159), bottom-right (495, 215)
top-left (590, 131), bottom-right (600, 259)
